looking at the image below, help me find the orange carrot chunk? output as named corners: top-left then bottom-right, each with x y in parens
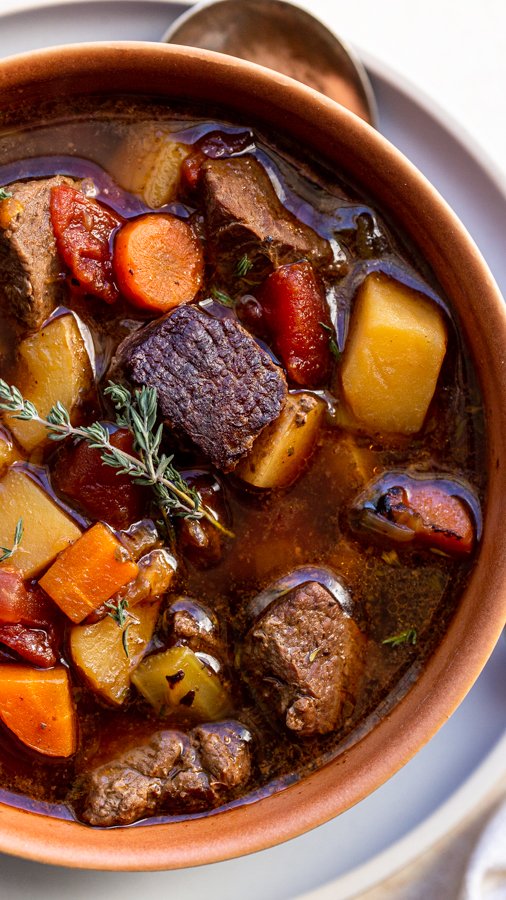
top-left (113, 213), bottom-right (204, 313)
top-left (39, 522), bottom-right (138, 624)
top-left (0, 665), bottom-right (77, 757)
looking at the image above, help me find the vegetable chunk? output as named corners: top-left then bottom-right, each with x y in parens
top-left (340, 273), bottom-right (447, 434)
top-left (5, 313), bottom-right (93, 453)
top-left (112, 126), bottom-right (191, 208)
top-left (50, 184), bottom-right (121, 303)
top-left (113, 213), bottom-right (204, 313)
top-left (70, 600), bottom-right (161, 705)
top-left (258, 260), bottom-right (333, 386)
top-left (0, 468), bottom-right (82, 577)
top-left (39, 522), bottom-right (138, 623)
top-left (0, 665), bottom-right (76, 757)
top-left (237, 391), bottom-right (325, 488)
top-left (132, 645), bottom-right (232, 720)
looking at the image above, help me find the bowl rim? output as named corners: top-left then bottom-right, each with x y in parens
top-left (0, 40), bottom-right (505, 870)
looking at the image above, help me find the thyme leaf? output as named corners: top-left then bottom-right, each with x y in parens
top-left (319, 321), bottom-right (341, 361)
top-left (0, 517), bottom-right (23, 562)
top-left (0, 188), bottom-right (12, 202)
top-left (0, 379), bottom-right (234, 540)
top-left (382, 628), bottom-right (418, 647)
top-left (210, 286), bottom-right (235, 308)
top-left (236, 254), bottom-right (253, 277)
top-left (104, 598), bottom-right (140, 659)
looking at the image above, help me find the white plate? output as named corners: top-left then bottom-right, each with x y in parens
top-left (0, 3), bottom-right (505, 898)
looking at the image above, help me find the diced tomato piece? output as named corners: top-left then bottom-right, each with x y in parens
top-left (258, 260), bottom-right (333, 386)
top-left (180, 150), bottom-right (206, 193)
top-left (50, 184), bottom-right (122, 303)
top-left (51, 427), bottom-right (146, 529)
top-left (0, 569), bottom-right (56, 627)
top-left (0, 623), bottom-right (58, 668)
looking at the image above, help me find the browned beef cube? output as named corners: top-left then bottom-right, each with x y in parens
top-left (120, 305), bottom-right (288, 472)
top-left (82, 730), bottom-right (184, 827)
top-left (242, 580), bottom-right (365, 736)
top-left (0, 176), bottom-right (78, 329)
top-left (82, 722), bottom-right (252, 827)
top-left (200, 155), bottom-right (332, 270)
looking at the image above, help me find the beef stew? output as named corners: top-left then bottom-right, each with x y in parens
top-left (0, 98), bottom-right (484, 827)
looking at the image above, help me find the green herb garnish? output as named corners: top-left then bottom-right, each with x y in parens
top-left (319, 321), bottom-right (341, 361)
top-left (0, 380), bottom-right (234, 540)
top-left (382, 628), bottom-right (418, 647)
top-left (210, 286), bottom-right (235, 308)
top-left (104, 597), bottom-right (140, 658)
top-left (236, 254), bottom-right (253, 277)
top-left (0, 188), bottom-right (11, 202)
top-left (0, 517), bottom-right (23, 563)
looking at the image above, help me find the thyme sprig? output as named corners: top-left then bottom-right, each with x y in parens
top-left (0, 188), bottom-right (12, 202)
top-left (0, 517), bottom-right (23, 563)
top-left (382, 628), bottom-right (418, 648)
top-left (0, 379), bottom-right (234, 539)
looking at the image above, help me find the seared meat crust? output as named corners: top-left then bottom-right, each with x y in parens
top-left (120, 305), bottom-right (287, 471)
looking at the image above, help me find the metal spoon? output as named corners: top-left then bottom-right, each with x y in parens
top-left (163, 0), bottom-right (378, 128)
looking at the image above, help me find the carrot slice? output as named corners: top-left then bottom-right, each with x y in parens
top-left (0, 665), bottom-right (77, 757)
top-left (39, 522), bottom-right (138, 624)
top-left (113, 213), bottom-right (204, 312)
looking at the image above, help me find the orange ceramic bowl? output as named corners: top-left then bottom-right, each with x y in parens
top-left (0, 42), bottom-right (505, 870)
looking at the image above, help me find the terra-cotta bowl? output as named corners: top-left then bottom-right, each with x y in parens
top-left (0, 42), bottom-right (505, 870)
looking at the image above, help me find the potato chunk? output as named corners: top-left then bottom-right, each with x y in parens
top-left (70, 601), bottom-right (161, 706)
top-left (132, 645), bottom-right (232, 720)
top-left (0, 428), bottom-right (24, 476)
top-left (0, 468), bottom-right (82, 577)
top-left (113, 125), bottom-right (191, 208)
top-left (340, 274), bottom-right (447, 434)
top-left (5, 313), bottom-right (93, 452)
top-left (237, 392), bottom-right (325, 488)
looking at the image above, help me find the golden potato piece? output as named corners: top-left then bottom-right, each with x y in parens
top-left (70, 600), bottom-right (161, 706)
top-left (113, 124), bottom-right (191, 208)
top-left (0, 428), bottom-right (24, 476)
top-left (0, 468), bottom-right (82, 577)
top-left (341, 274), bottom-right (447, 434)
top-left (5, 313), bottom-right (93, 452)
top-left (237, 392), bottom-right (325, 489)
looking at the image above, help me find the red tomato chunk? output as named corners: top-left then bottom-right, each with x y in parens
top-left (50, 184), bottom-right (121, 303)
top-left (258, 260), bottom-right (333, 386)
top-left (51, 428), bottom-right (146, 530)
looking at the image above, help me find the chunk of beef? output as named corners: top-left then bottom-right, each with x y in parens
top-left (0, 176), bottom-right (79, 329)
top-left (119, 305), bottom-right (287, 472)
top-left (242, 581), bottom-right (365, 736)
top-left (193, 721), bottom-right (252, 788)
top-left (200, 155), bottom-right (332, 271)
top-left (82, 721), bottom-right (252, 827)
